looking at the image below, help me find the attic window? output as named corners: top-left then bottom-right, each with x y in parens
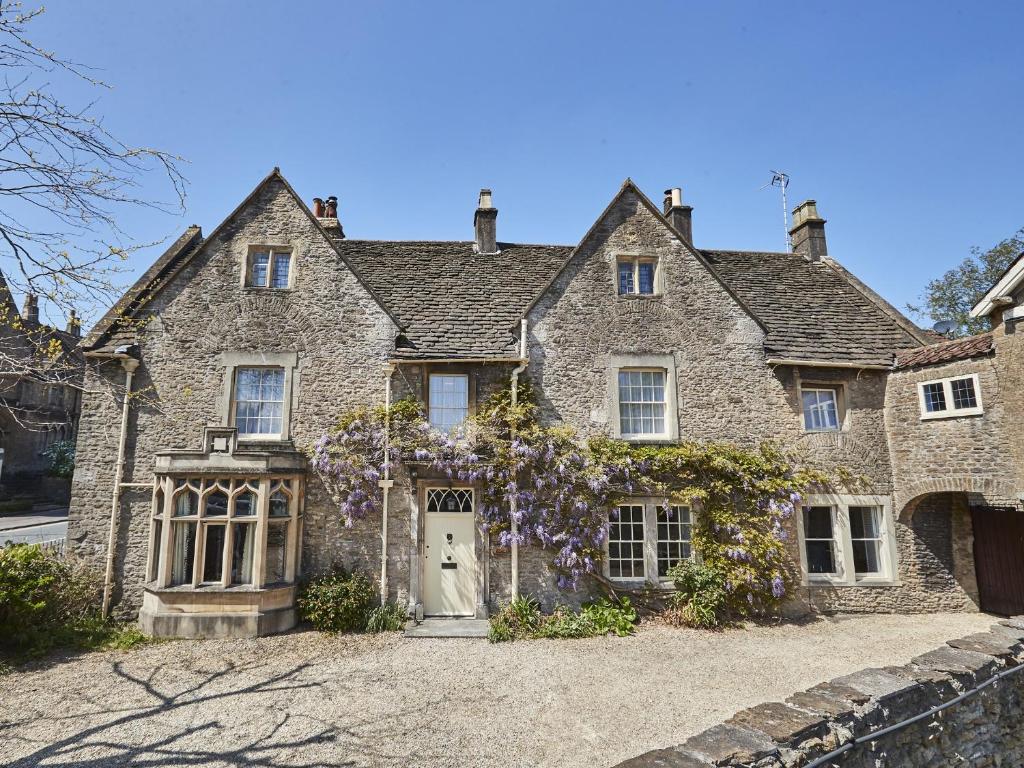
top-left (247, 247), bottom-right (292, 289)
top-left (617, 256), bottom-right (658, 296)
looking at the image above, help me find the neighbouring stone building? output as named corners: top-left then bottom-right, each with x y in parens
top-left (0, 271), bottom-right (82, 500)
top-left (65, 168), bottom-right (1024, 637)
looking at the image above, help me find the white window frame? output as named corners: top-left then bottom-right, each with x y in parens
top-left (231, 366), bottom-right (286, 440)
top-left (605, 498), bottom-right (695, 584)
top-left (608, 354), bottom-right (679, 443)
top-left (220, 351), bottom-right (298, 442)
top-left (796, 494), bottom-right (898, 587)
top-left (799, 385), bottom-right (843, 432)
top-left (428, 373), bottom-right (470, 432)
top-left (245, 245), bottom-right (294, 290)
top-left (917, 373), bottom-right (983, 420)
top-left (616, 254), bottom-right (660, 296)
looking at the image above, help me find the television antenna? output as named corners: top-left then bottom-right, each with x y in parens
top-left (759, 170), bottom-right (791, 252)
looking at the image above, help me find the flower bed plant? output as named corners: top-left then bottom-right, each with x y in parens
top-left (488, 596), bottom-right (637, 642)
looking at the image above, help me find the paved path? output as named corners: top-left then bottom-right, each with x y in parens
top-left (0, 520), bottom-right (67, 546)
top-left (0, 612), bottom-right (996, 768)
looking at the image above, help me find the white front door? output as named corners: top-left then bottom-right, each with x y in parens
top-left (423, 489), bottom-right (476, 616)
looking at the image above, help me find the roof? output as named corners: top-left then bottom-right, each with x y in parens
top-left (341, 240), bottom-right (571, 357)
top-left (895, 333), bottom-right (994, 370)
top-left (704, 250), bottom-right (925, 367)
top-left (970, 250), bottom-right (1024, 318)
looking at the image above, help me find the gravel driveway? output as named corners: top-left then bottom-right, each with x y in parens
top-left (0, 612), bottom-right (994, 768)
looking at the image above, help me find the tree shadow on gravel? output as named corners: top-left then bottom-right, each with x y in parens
top-left (3, 659), bottom-right (352, 768)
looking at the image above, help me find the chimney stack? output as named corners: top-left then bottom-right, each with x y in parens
top-left (789, 200), bottom-right (827, 261)
top-left (315, 195), bottom-right (345, 239)
top-left (663, 188), bottom-right (693, 244)
top-left (67, 309), bottom-right (81, 337)
top-left (474, 188), bottom-right (498, 254)
top-left (22, 293), bottom-right (38, 325)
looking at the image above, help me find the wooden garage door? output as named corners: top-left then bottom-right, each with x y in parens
top-left (972, 506), bottom-right (1024, 616)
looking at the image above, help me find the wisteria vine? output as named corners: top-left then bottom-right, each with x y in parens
top-left (310, 382), bottom-right (831, 613)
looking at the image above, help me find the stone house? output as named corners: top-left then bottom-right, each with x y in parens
top-left (66, 168), bottom-right (1023, 637)
top-left (0, 271), bottom-right (82, 500)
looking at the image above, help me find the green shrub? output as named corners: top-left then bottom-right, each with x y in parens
top-left (366, 601), bottom-right (407, 633)
top-left (665, 559), bottom-right (729, 629)
top-left (42, 440), bottom-right (75, 478)
top-left (488, 596), bottom-right (636, 642)
top-left (297, 567), bottom-right (376, 633)
top-left (0, 543), bottom-right (99, 655)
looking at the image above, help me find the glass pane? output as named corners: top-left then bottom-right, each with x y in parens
top-left (266, 522), bottom-right (289, 584)
top-left (848, 506), bottom-right (880, 538)
top-left (205, 490), bottom-right (229, 517)
top-left (923, 382), bottom-right (947, 412)
top-left (802, 389), bottom-right (839, 431)
top-left (173, 488), bottom-right (198, 517)
top-left (250, 252), bottom-right (270, 287)
top-left (637, 262), bottom-right (655, 294)
top-left (951, 378), bottom-right (977, 410)
top-left (234, 491), bottom-right (256, 517)
top-left (202, 525), bottom-right (226, 582)
top-left (617, 261), bottom-right (634, 295)
top-left (271, 252), bottom-right (291, 288)
top-left (608, 505), bottom-right (645, 578)
top-left (805, 540), bottom-right (836, 574)
top-left (428, 375), bottom-right (469, 432)
top-left (171, 522), bottom-right (197, 586)
top-left (852, 540), bottom-right (881, 574)
top-left (803, 507), bottom-right (834, 539)
top-left (269, 491), bottom-right (290, 518)
top-left (150, 519), bottom-right (162, 581)
top-left (231, 522), bottom-right (255, 585)
top-left (234, 367), bottom-right (286, 436)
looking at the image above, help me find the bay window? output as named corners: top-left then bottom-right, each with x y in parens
top-left (149, 475), bottom-right (302, 590)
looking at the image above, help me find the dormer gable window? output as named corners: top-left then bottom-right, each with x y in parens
top-left (617, 256), bottom-right (658, 296)
top-left (247, 246), bottom-right (292, 289)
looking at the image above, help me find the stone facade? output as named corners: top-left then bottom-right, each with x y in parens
top-left (65, 170), bottom-right (1024, 631)
top-left (615, 620), bottom-right (1024, 768)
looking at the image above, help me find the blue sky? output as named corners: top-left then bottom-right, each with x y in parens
top-left (28, 1), bottom-right (1024, 325)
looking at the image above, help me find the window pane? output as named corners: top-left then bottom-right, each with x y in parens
top-left (849, 506), bottom-right (883, 576)
top-left (150, 519), bottom-right (162, 582)
top-left (802, 389), bottom-right (839, 431)
top-left (803, 506), bottom-right (834, 539)
top-left (271, 252), bottom-right (291, 288)
top-left (805, 540), bottom-right (836, 574)
top-left (270, 490), bottom-right (290, 517)
top-left (951, 378), bottom-right (977, 410)
top-left (618, 261), bottom-right (634, 295)
top-left (231, 522), bottom-right (255, 585)
top-left (923, 382), bottom-right (947, 412)
top-left (173, 488), bottom-right (198, 517)
top-left (171, 522), bottom-right (197, 586)
top-left (205, 490), bottom-right (228, 517)
top-left (234, 491), bottom-right (256, 517)
top-left (637, 262), bottom-right (655, 294)
top-left (608, 505), bottom-right (645, 578)
top-left (202, 525), bottom-right (226, 583)
top-left (618, 370), bottom-right (667, 435)
top-left (657, 505), bottom-right (691, 577)
top-left (852, 540), bottom-right (881, 574)
top-left (428, 375), bottom-right (469, 432)
top-left (250, 252), bottom-right (270, 287)
top-left (234, 367), bottom-right (286, 436)
top-left (266, 522), bottom-right (289, 584)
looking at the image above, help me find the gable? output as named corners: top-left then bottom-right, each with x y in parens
top-left (84, 169), bottom-right (400, 353)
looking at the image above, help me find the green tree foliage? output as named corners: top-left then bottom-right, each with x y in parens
top-left (909, 227), bottom-right (1024, 337)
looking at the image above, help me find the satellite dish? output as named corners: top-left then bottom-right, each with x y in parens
top-left (932, 319), bottom-right (957, 336)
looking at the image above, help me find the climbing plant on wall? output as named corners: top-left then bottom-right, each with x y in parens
top-left (311, 381), bottom-right (834, 615)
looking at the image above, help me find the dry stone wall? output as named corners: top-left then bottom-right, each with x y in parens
top-left (617, 620), bottom-right (1024, 767)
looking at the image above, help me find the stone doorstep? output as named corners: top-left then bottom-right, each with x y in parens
top-left (403, 618), bottom-right (489, 639)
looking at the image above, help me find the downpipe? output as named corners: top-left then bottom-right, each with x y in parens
top-left (101, 357), bottom-right (139, 619)
top-left (509, 318), bottom-right (528, 600)
top-left (379, 364), bottom-right (396, 606)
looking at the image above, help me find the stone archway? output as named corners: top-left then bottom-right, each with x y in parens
top-left (895, 476), bottom-right (1018, 517)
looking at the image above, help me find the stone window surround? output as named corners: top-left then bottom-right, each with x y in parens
top-left (607, 353), bottom-right (679, 442)
top-left (219, 351), bottom-right (299, 442)
top-left (604, 497), bottom-right (695, 585)
top-left (916, 372), bottom-right (984, 420)
top-left (614, 252), bottom-right (663, 296)
top-left (242, 243), bottom-right (296, 290)
top-left (146, 473), bottom-right (304, 592)
top-left (796, 494), bottom-right (899, 588)
top-left (794, 372), bottom-right (849, 433)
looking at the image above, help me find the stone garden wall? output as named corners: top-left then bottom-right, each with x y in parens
top-left (617, 619), bottom-right (1024, 767)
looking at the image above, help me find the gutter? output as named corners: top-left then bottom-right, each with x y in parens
top-left (378, 363), bottom-right (396, 606)
top-left (508, 319), bottom-right (528, 600)
top-left (101, 350), bottom-right (140, 619)
top-left (765, 358), bottom-right (892, 371)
